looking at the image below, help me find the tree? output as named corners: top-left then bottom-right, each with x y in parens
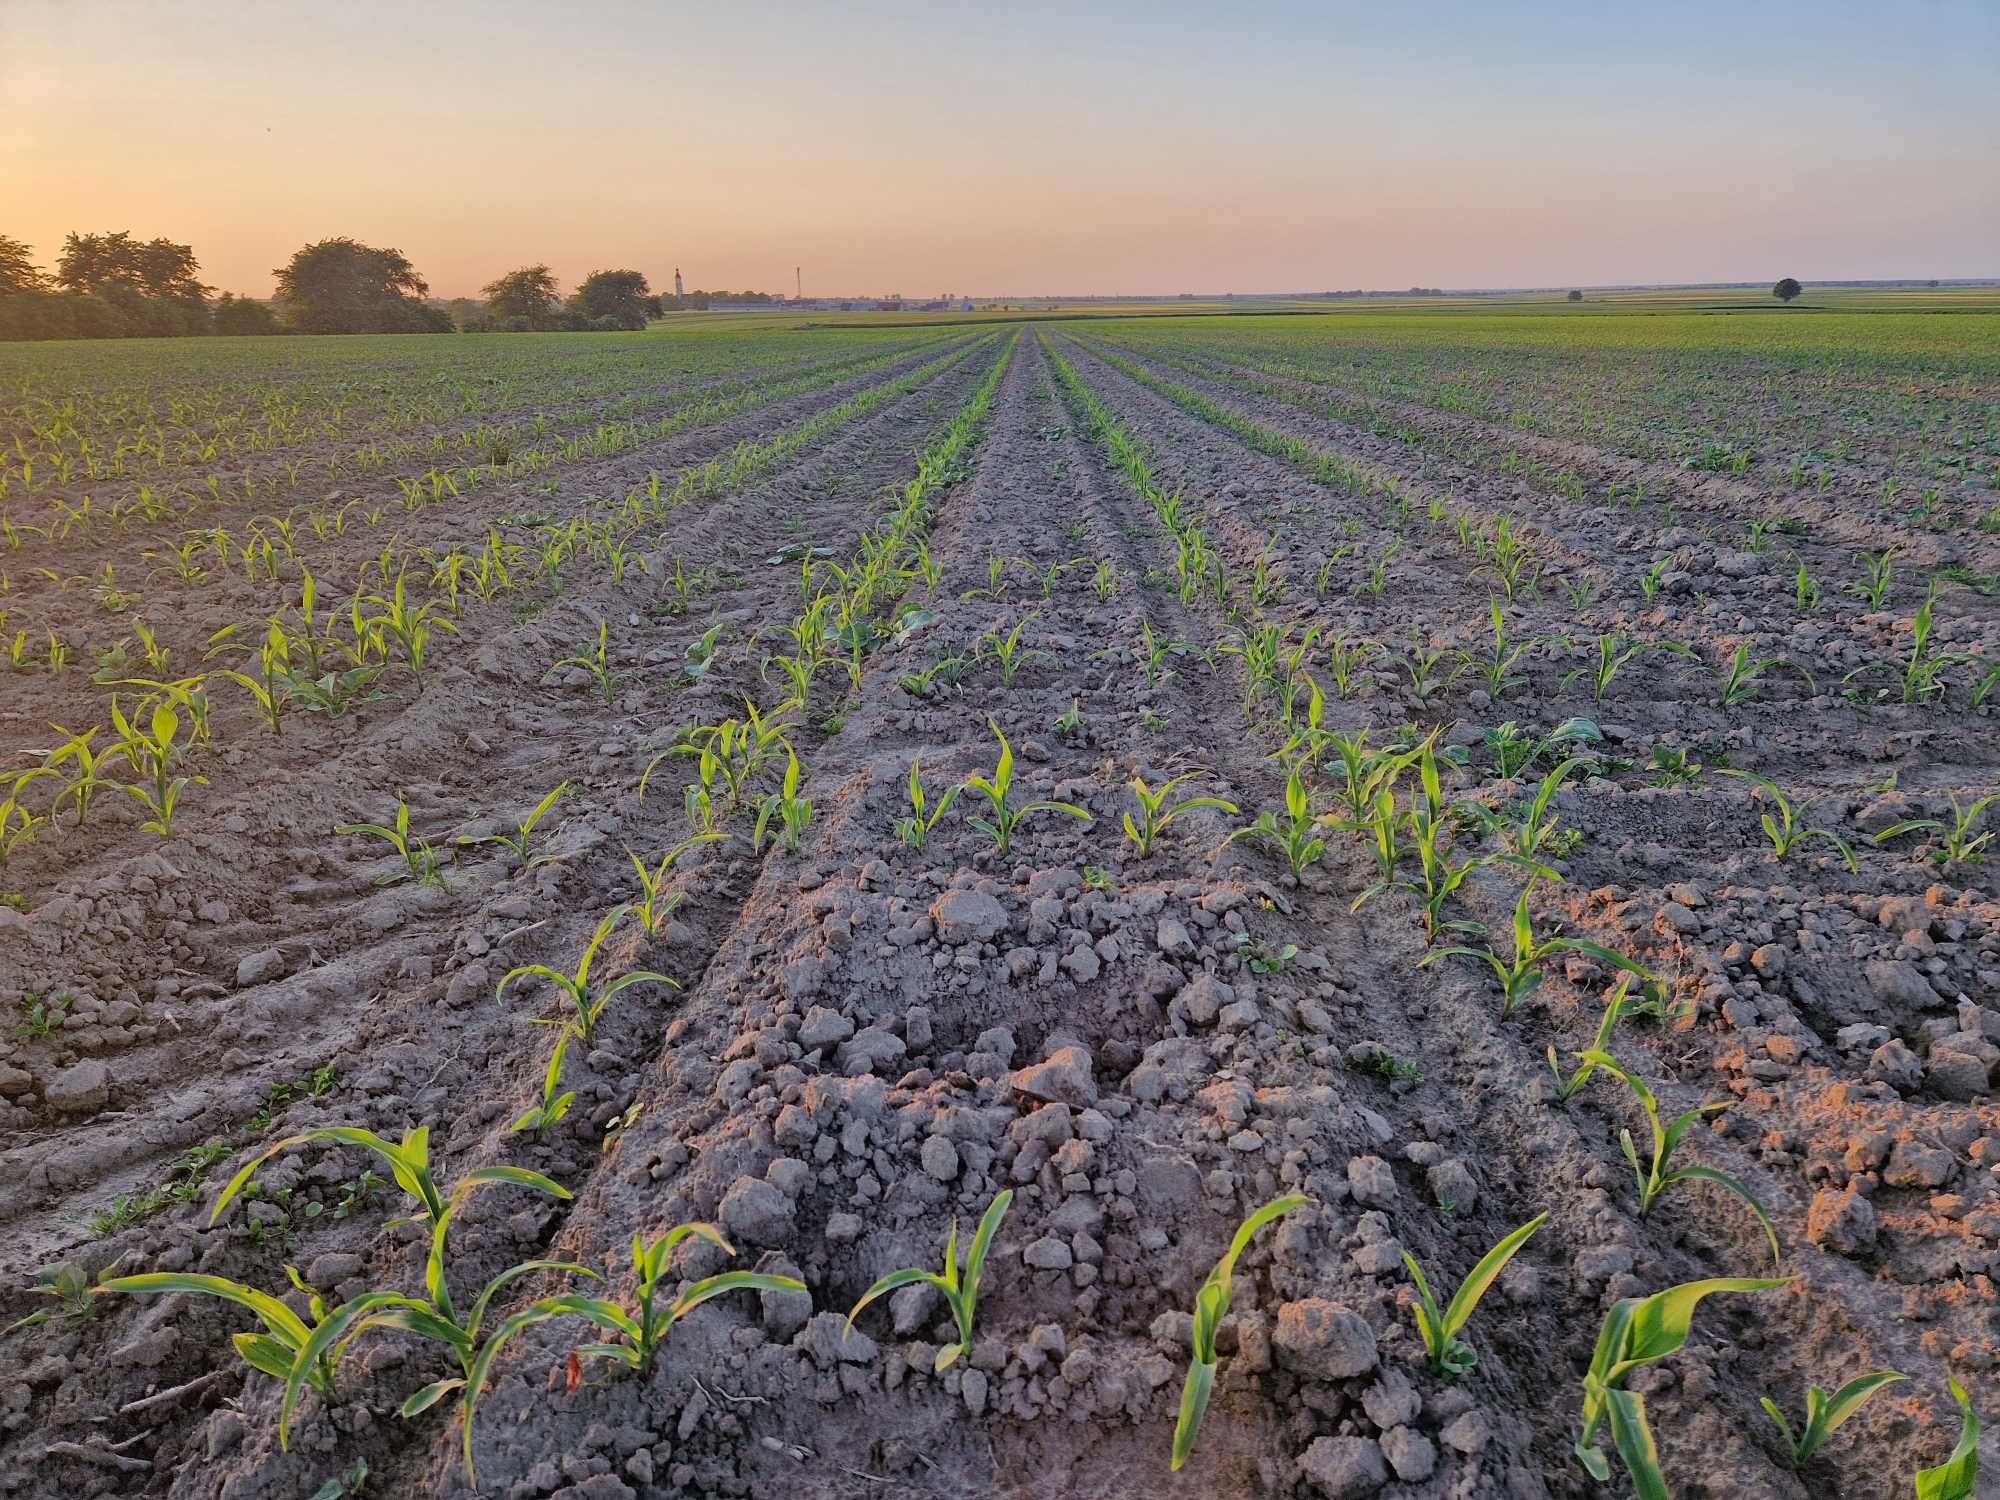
top-left (1567, 290), bottom-right (1583, 302)
top-left (481, 264), bottom-right (560, 329)
top-left (272, 238), bottom-right (449, 333)
top-left (57, 231), bottom-right (208, 302)
top-left (1772, 278), bottom-right (1803, 303)
top-left (0, 235), bottom-right (48, 294)
top-left (212, 293), bottom-right (279, 335)
top-left (570, 269), bottom-right (652, 330)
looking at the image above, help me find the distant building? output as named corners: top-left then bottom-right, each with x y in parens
top-left (674, 267), bottom-right (684, 298)
top-left (961, 297), bottom-right (974, 311)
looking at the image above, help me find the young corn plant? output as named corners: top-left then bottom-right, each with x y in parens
top-left (336, 799), bottom-right (447, 888)
top-left (1324, 634), bottom-right (1381, 699)
top-left (37, 726), bottom-right (126, 828)
top-left (1874, 792), bottom-right (1994, 867)
top-left (497, 905), bottom-right (674, 1045)
top-left (1759, 1370), bottom-right (1905, 1470)
top-left (1708, 643), bottom-right (1814, 707)
top-left (1402, 1212), bottom-right (1547, 1376)
top-left (1170, 1194), bottom-right (1308, 1471)
top-left (1223, 765), bottom-right (1329, 879)
top-left (982, 614), bottom-right (1045, 687)
top-left (893, 756), bottom-right (960, 852)
top-left (1461, 599), bottom-right (1541, 701)
top-left (1915, 1378), bottom-right (1980, 1499)
top-left (847, 1190), bottom-right (1011, 1373)
top-left (1355, 742), bottom-right (1483, 942)
top-left (550, 1223), bottom-right (805, 1380)
top-left (1547, 974), bottom-right (1640, 1101)
top-left (1844, 585), bottom-right (1968, 705)
top-left (1579, 1052), bottom-right (1780, 1264)
top-left (752, 746), bottom-right (814, 854)
top-left (961, 722), bottom-right (1089, 855)
top-left (455, 781), bottom-right (571, 867)
top-left (1122, 773), bottom-right (1238, 858)
top-left (1574, 1277), bottom-right (1791, 1497)
top-left (509, 1031), bottom-right (576, 1137)
top-left (625, 835), bottom-right (721, 934)
top-left (1716, 769), bottom-right (1857, 871)
top-left (1423, 874), bottom-right (1655, 1018)
top-left (213, 622), bottom-right (295, 737)
top-left (1561, 634), bottom-right (1692, 705)
top-left (361, 573), bottom-right (455, 688)
top-left (547, 622), bottom-right (622, 707)
top-left (109, 697), bottom-right (204, 837)
top-left (1847, 545), bottom-right (1897, 608)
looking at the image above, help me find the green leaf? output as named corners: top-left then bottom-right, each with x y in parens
top-left (1663, 1164), bottom-right (1782, 1265)
top-left (1170, 1357), bottom-right (1216, 1471)
top-left (1915, 1377), bottom-right (1980, 1500)
top-left (399, 1377), bottom-right (465, 1417)
top-left (1440, 1211), bottom-right (1548, 1344)
top-left (1620, 1276), bottom-right (1792, 1366)
top-left (1606, 1387), bottom-right (1671, 1500)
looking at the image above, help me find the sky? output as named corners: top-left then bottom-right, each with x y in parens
top-left (3, 0), bottom-right (1995, 300)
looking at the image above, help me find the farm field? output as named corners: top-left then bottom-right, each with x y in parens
top-left (0, 305), bottom-right (1996, 1500)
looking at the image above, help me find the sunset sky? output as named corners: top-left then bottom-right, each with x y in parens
top-left (4, 0), bottom-right (1995, 300)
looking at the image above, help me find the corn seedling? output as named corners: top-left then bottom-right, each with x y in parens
top-left (962, 721), bottom-right (1089, 855)
top-left (1137, 620), bottom-right (1190, 686)
top-left (37, 725), bottom-right (126, 828)
top-left (1581, 1052), bottom-right (1779, 1263)
top-left (893, 757), bottom-right (960, 852)
top-left (1548, 975), bottom-right (1640, 1101)
top-left (1423, 872), bottom-right (1655, 1018)
top-left (498, 905), bottom-right (674, 1044)
top-left (1716, 768), bottom-right (1856, 870)
top-left (1847, 545), bottom-right (1897, 608)
top-left (1467, 756), bottom-right (1591, 861)
top-left (1224, 765), bottom-right (1329, 879)
top-left (1844, 585), bottom-right (1968, 705)
top-left (1759, 1370), bottom-right (1905, 1469)
top-left (1574, 1277), bottom-right (1791, 1496)
top-left (509, 1031), bottom-right (577, 1137)
top-left (982, 614), bottom-right (1044, 687)
top-left (1561, 633), bottom-right (1692, 704)
top-left (848, 1190), bottom-right (1012, 1373)
top-left (1874, 792), bottom-right (1994, 867)
top-left (109, 697), bottom-right (204, 837)
top-left (361, 573), bottom-right (455, 687)
top-left (1123, 773), bottom-right (1238, 858)
top-left (625, 835), bottom-right (721, 933)
top-left (548, 622), bottom-right (623, 707)
top-left (553, 1223), bottom-right (806, 1380)
top-left (1402, 1212), bottom-right (1547, 1376)
top-left (1793, 560), bottom-right (1822, 610)
top-left (1389, 636), bottom-right (1462, 704)
top-left (455, 781), bottom-right (571, 866)
top-left (752, 745), bottom-right (814, 854)
top-left (214, 622), bottom-right (296, 736)
top-left (1462, 599), bottom-right (1542, 700)
top-left (1170, 1194), bottom-right (1307, 1471)
top-left (1915, 1377), bottom-right (1980, 1499)
top-left (1638, 554), bottom-right (1678, 604)
top-left (336, 799), bottom-right (447, 888)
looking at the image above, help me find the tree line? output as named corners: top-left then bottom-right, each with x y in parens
top-left (0, 232), bottom-right (761, 341)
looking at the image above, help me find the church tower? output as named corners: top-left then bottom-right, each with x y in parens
top-left (674, 267), bottom-right (684, 298)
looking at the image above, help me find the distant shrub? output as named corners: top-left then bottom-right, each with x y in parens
top-left (1773, 278), bottom-right (1803, 302)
